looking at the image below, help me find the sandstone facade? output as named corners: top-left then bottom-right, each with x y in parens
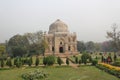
top-left (44, 19), bottom-right (78, 56)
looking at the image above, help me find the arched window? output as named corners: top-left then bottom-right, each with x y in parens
top-left (68, 46), bottom-right (71, 51)
top-left (52, 46), bottom-right (54, 52)
top-left (60, 42), bottom-right (62, 45)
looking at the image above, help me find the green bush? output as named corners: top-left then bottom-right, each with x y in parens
top-left (35, 56), bottom-right (39, 66)
top-left (43, 55), bottom-right (55, 66)
top-left (28, 57), bottom-right (33, 66)
top-left (6, 58), bottom-right (12, 67)
top-left (43, 57), bottom-right (47, 66)
top-left (21, 69), bottom-right (48, 80)
top-left (75, 57), bottom-right (78, 64)
top-left (57, 57), bottom-right (63, 65)
top-left (81, 53), bottom-right (90, 64)
top-left (14, 58), bottom-right (17, 65)
top-left (15, 57), bottom-right (22, 68)
top-left (91, 59), bottom-right (98, 66)
top-left (66, 58), bottom-right (69, 65)
top-left (46, 55), bottom-right (55, 66)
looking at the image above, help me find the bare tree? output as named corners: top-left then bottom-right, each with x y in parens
top-left (107, 23), bottom-right (120, 52)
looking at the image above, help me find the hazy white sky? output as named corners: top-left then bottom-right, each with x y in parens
top-left (0, 0), bottom-right (120, 43)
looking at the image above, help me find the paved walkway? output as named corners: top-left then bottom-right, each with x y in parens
top-left (61, 57), bottom-right (78, 68)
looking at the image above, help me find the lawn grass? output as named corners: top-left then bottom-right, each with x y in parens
top-left (0, 66), bottom-right (119, 80)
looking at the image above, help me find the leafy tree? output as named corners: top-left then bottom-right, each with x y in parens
top-left (77, 41), bottom-right (86, 52)
top-left (35, 56), bottom-right (39, 66)
top-left (12, 46), bottom-right (27, 57)
top-left (57, 57), bottom-right (62, 65)
top-left (85, 41), bottom-right (95, 52)
top-left (41, 40), bottom-right (48, 56)
top-left (8, 31), bottom-right (49, 57)
top-left (0, 45), bottom-right (6, 56)
top-left (101, 41), bottom-right (114, 52)
top-left (24, 31), bottom-right (48, 56)
top-left (107, 23), bottom-right (120, 52)
top-left (8, 34), bottom-right (29, 57)
top-left (66, 58), bottom-right (69, 65)
top-left (94, 43), bottom-right (101, 52)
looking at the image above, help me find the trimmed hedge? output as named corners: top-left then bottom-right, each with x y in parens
top-left (96, 64), bottom-right (120, 78)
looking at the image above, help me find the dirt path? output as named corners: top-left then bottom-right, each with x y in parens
top-left (61, 57), bottom-right (78, 68)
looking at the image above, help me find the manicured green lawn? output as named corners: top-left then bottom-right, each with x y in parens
top-left (0, 66), bottom-right (119, 80)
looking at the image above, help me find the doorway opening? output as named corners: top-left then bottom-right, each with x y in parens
top-left (59, 47), bottom-right (64, 53)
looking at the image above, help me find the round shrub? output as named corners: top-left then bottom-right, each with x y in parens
top-left (46, 55), bottom-right (55, 66)
top-left (21, 69), bottom-right (48, 80)
top-left (43, 55), bottom-right (55, 66)
top-left (81, 53), bottom-right (90, 64)
top-left (92, 59), bottom-right (98, 66)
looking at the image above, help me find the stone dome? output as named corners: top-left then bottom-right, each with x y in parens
top-left (48, 19), bottom-right (69, 34)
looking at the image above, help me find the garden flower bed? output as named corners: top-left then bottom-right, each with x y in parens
top-left (96, 63), bottom-right (120, 78)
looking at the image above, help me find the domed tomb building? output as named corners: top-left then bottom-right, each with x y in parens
top-left (44, 19), bottom-right (78, 56)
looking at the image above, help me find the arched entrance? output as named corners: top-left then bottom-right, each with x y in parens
top-left (59, 47), bottom-right (64, 53)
